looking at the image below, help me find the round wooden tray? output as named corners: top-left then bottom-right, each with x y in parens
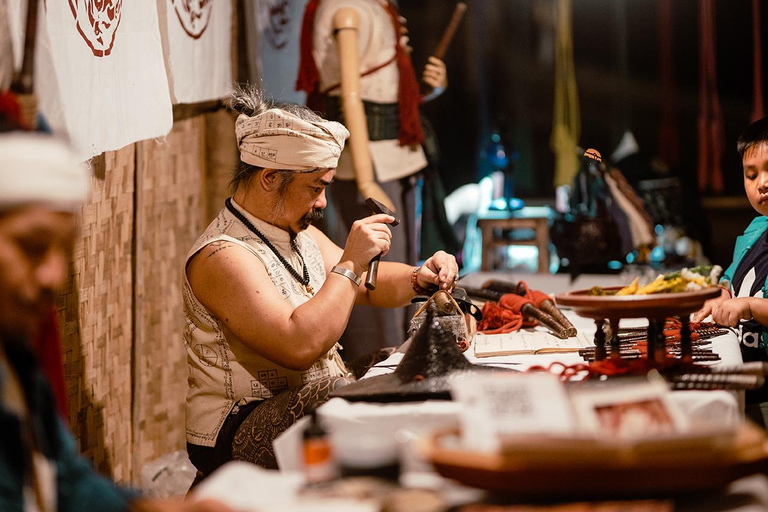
top-left (419, 425), bottom-right (768, 499)
top-left (554, 286), bottom-right (721, 321)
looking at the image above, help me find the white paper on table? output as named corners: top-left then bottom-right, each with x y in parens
top-left (450, 373), bottom-right (577, 453)
top-left (474, 329), bottom-right (592, 358)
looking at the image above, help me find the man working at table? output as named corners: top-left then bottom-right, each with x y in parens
top-left (694, 116), bottom-right (768, 427)
top-left (183, 85), bottom-right (459, 478)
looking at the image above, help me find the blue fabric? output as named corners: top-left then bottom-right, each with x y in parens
top-left (721, 216), bottom-right (768, 359)
top-left (0, 343), bottom-right (136, 512)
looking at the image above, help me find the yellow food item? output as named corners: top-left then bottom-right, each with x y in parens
top-left (636, 276), bottom-right (686, 295)
top-left (616, 277), bottom-right (639, 295)
top-left (611, 265), bottom-right (722, 295)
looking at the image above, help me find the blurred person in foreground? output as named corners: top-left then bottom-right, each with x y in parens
top-left (0, 125), bottom-right (231, 511)
top-left (183, 85), bottom-right (458, 478)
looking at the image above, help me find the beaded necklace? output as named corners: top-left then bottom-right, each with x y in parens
top-left (225, 198), bottom-right (314, 294)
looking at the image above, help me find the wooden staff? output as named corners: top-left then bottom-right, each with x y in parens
top-left (522, 304), bottom-right (570, 339)
top-left (463, 286), bottom-right (504, 303)
top-left (481, 279), bottom-right (519, 295)
top-left (11, 0), bottom-right (39, 129)
top-left (431, 2), bottom-right (467, 61)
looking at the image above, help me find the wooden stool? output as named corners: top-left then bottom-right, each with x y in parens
top-left (477, 206), bottom-right (552, 273)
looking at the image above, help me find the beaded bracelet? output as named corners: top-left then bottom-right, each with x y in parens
top-left (411, 265), bottom-right (433, 295)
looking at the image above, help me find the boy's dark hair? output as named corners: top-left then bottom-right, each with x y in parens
top-left (737, 117), bottom-right (768, 158)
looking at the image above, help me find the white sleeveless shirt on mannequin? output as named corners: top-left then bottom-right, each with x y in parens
top-left (312, 0), bottom-right (427, 183)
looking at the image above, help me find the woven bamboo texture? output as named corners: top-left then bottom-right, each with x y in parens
top-left (58, 146), bottom-right (136, 482)
top-left (55, 111), bottom-right (236, 484)
top-left (204, 109), bottom-right (238, 222)
top-left (134, 117), bottom-right (206, 468)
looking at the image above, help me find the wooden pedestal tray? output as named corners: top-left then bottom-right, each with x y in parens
top-left (554, 287), bottom-right (721, 364)
top-left (419, 424), bottom-right (768, 499)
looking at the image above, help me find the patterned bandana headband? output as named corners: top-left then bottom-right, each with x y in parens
top-left (0, 132), bottom-right (90, 213)
top-left (235, 108), bottom-right (350, 171)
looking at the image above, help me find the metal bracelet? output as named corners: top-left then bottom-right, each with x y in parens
top-left (331, 265), bottom-right (362, 287)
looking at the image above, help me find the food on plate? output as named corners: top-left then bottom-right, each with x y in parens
top-left (589, 265), bottom-right (723, 296)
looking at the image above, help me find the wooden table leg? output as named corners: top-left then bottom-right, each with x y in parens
top-left (594, 319), bottom-right (606, 361)
top-left (653, 317), bottom-right (667, 364)
top-left (480, 224), bottom-right (493, 271)
top-left (609, 318), bottom-right (622, 361)
top-left (646, 318), bottom-right (656, 362)
top-left (536, 220), bottom-right (549, 274)
top-left (680, 316), bottom-right (692, 363)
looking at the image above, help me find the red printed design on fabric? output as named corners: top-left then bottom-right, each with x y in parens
top-left (171, 0), bottom-right (214, 39)
top-left (68, 0), bottom-right (123, 57)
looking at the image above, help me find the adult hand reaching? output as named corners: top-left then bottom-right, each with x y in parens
top-left (418, 250), bottom-right (460, 292)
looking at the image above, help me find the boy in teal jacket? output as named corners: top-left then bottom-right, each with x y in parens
top-left (694, 117), bottom-right (768, 425)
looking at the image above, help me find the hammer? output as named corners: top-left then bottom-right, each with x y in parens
top-left (364, 197), bottom-right (400, 290)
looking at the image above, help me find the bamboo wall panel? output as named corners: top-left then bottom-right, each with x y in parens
top-left (58, 146), bottom-right (136, 483)
top-left (204, 109), bottom-right (238, 222)
top-left (135, 117), bottom-right (207, 469)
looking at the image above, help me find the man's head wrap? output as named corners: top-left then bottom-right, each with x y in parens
top-left (0, 132), bottom-right (90, 212)
top-left (235, 108), bottom-right (350, 171)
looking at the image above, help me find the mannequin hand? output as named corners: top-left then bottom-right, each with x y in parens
top-left (420, 250), bottom-right (460, 291)
top-left (358, 181), bottom-right (396, 213)
top-left (398, 16), bottom-right (413, 54)
top-left (341, 213), bottom-right (395, 272)
top-left (422, 57), bottom-right (448, 93)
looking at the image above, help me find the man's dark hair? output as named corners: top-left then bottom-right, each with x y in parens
top-left (228, 84), bottom-right (322, 193)
top-left (737, 117), bottom-right (768, 158)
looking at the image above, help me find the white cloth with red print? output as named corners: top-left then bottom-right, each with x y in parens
top-left (33, 0), bottom-right (172, 160)
top-left (162, 0), bottom-right (233, 103)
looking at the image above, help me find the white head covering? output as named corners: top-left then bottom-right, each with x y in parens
top-left (235, 108), bottom-right (349, 171)
top-left (0, 132), bottom-right (91, 212)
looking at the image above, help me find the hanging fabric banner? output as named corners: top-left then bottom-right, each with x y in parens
top-left (1, 0), bottom-right (17, 90)
top-left (697, 0), bottom-right (724, 194)
top-left (40, 0), bottom-right (172, 160)
top-left (162, 0), bottom-right (233, 104)
top-left (248, 0), bottom-right (308, 104)
top-left (551, 0), bottom-right (580, 189)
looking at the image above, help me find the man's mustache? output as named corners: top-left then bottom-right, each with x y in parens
top-left (299, 208), bottom-right (324, 229)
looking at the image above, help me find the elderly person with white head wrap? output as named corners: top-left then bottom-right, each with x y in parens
top-left (0, 132), bottom-right (90, 344)
top-left (0, 128), bottom-right (229, 512)
top-left (183, 85), bottom-right (459, 478)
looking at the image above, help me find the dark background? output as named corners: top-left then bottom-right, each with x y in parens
top-left (399, 0), bottom-right (767, 264)
top-left (402, 0), bottom-right (763, 195)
